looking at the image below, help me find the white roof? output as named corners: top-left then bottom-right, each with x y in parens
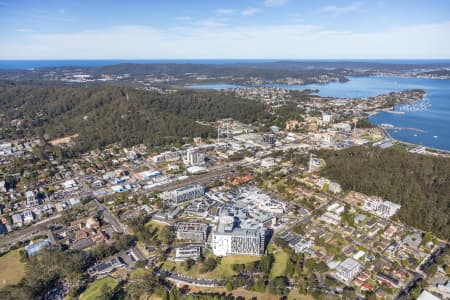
top-left (417, 290), bottom-right (440, 300)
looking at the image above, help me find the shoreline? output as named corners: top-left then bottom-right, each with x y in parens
top-left (379, 126), bottom-right (450, 156)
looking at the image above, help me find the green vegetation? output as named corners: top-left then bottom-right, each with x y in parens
top-left (0, 83), bottom-right (274, 154)
top-left (79, 277), bottom-right (118, 300)
top-left (0, 250), bottom-right (26, 289)
top-left (319, 146), bottom-right (450, 239)
top-left (270, 249), bottom-right (289, 279)
top-left (0, 249), bottom-right (91, 300)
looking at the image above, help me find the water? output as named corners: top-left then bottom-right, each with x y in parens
top-left (188, 76), bottom-right (450, 151)
top-left (0, 59), bottom-right (278, 70)
top-left (1, 59), bottom-right (450, 70)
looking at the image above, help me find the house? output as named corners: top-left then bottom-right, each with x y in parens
top-left (12, 213), bottom-right (23, 226)
top-left (335, 258), bottom-right (363, 283)
top-left (22, 210), bottom-right (34, 224)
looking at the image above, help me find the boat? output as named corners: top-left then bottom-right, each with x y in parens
top-left (433, 135), bottom-right (438, 138)
top-left (387, 111), bottom-right (405, 115)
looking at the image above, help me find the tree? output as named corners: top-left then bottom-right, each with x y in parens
top-left (182, 259), bottom-right (195, 272)
top-left (158, 226), bottom-right (173, 245)
top-left (226, 282), bottom-right (233, 292)
top-left (260, 254), bottom-right (274, 274)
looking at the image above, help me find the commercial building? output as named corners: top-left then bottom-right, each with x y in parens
top-left (26, 190), bottom-right (39, 207)
top-left (335, 258), bottom-right (363, 283)
top-left (185, 149), bottom-right (205, 166)
top-left (176, 222), bottom-right (208, 242)
top-left (212, 227), bottom-right (265, 256)
top-left (153, 150), bottom-right (187, 163)
top-left (262, 134), bottom-right (276, 145)
top-left (212, 217), bottom-right (265, 256)
top-left (175, 246), bottom-right (201, 262)
top-left (170, 184), bottom-right (204, 203)
top-left (363, 197), bottom-right (401, 218)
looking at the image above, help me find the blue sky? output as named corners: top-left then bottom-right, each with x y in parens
top-left (1, 0), bottom-right (450, 59)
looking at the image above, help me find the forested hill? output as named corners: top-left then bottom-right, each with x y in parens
top-left (0, 83), bottom-right (272, 153)
top-left (318, 147), bottom-right (450, 239)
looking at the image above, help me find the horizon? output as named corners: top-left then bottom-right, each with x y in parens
top-left (1, 0), bottom-right (450, 59)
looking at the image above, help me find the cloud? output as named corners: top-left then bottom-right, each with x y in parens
top-left (323, 2), bottom-right (364, 16)
top-left (1, 22), bottom-right (449, 59)
top-left (193, 19), bottom-right (226, 27)
top-left (16, 28), bottom-right (35, 33)
top-left (176, 16), bottom-right (192, 21)
top-left (214, 8), bottom-right (233, 14)
top-left (242, 8), bottom-right (261, 16)
top-left (264, 0), bottom-right (289, 7)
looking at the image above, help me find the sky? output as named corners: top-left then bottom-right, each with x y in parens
top-left (0, 0), bottom-right (450, 59)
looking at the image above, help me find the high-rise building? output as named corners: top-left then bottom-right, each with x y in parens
top-left (212, 228), bottom-right (265, 256)
top-left (170, 184), bottom-right (204, 203)
top-left (176, 222), bottom-right (208, 242)
top-left (185, 149), bottom-right (205, 166)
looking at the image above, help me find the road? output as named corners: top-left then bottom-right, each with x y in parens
top-left (0, 213), bottom-right (62, 251)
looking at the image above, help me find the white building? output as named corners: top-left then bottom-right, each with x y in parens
top-left (185, 149), bottom-right (205, 166)
top-left (335, 258), bottom-right (363, 283)
top-left (22, 210), bottom-right (34, 224)
top-left (212, 228), bottom-right (264, 256)
top-left (170, 184), bottom-right (204, 203)
top-left (322, 114), bottom-right (333, 124)
top-left (175, 246), bottom-right (201, 262)
top-left (12, 214), bottom-right (23, 226)
top-left (26, 191), bottom-right (39, 207)
top-left (363, 197), bottom-right (401, 218)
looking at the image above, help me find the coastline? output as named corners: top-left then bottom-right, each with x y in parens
top-left (379, 126), bottom-right (450, 156)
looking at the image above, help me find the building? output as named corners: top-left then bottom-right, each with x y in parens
top-left (280, 231), bottom-right (313, 254)
top-left (212, 228), bottom-right (264, 256)
top-left (262, 134), bottom-right (276, 145)
top-left (322, 114), bottom-right (333, 124)
top-left (185, 149), bottom-right (205, 166)
top-left (11, 214), bottom-right (23, 226)
top-left (175, 246), bottom-right (201, 262)
top-left (22, 210), bottom-right (34, 224)
top-left (26, 190), bottom-right (39, 207)
top-left (416, 290), bottom-right (441, 300)
top-left (363, 197), bottom-right (401, 218)
top-left (26, 240), bottom-right (51, 256)
top-left (170, 184), bottom-right (204, 203)
top-left (212, 220), bottom-right (265, 256)
top-left (88, 257), bottom-right (125, 276)
top-left (176, 222), bottom-right (208, 242)
top-left (153, 150), bottom-right (187, 163)
top-left (335, 258), bottom-right (363, 283)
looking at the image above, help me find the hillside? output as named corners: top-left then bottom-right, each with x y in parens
top-left (318, 147), bottom-right (450, 239)
top-left (0, 82), bottom-right (272, 153)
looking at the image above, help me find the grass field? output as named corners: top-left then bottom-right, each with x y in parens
top-left (162, 255), bottom-right (261, 279)
top-left (80, 277), bottom-right (118, 300)
top-left (0, 249), bottom-right (25, 289)
top-left (270, 249), bottom-right (289, 279)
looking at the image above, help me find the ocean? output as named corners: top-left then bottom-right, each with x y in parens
top-left (188, 76), bottom-right (450, 151)
top-left (1, 59), bottom-right (450, 70)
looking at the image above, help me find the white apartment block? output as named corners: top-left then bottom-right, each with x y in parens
top-left (170, 184), bottom-right (204, 203)
top-left (212, 228), bottom-right (264, 256)
top-left (335, 258), bottom-right (363, 283)
top-left (363, 197), bottom-right (401, 218)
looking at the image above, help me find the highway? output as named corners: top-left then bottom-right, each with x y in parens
top-left (0, 213), bottom-right (62, 251)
